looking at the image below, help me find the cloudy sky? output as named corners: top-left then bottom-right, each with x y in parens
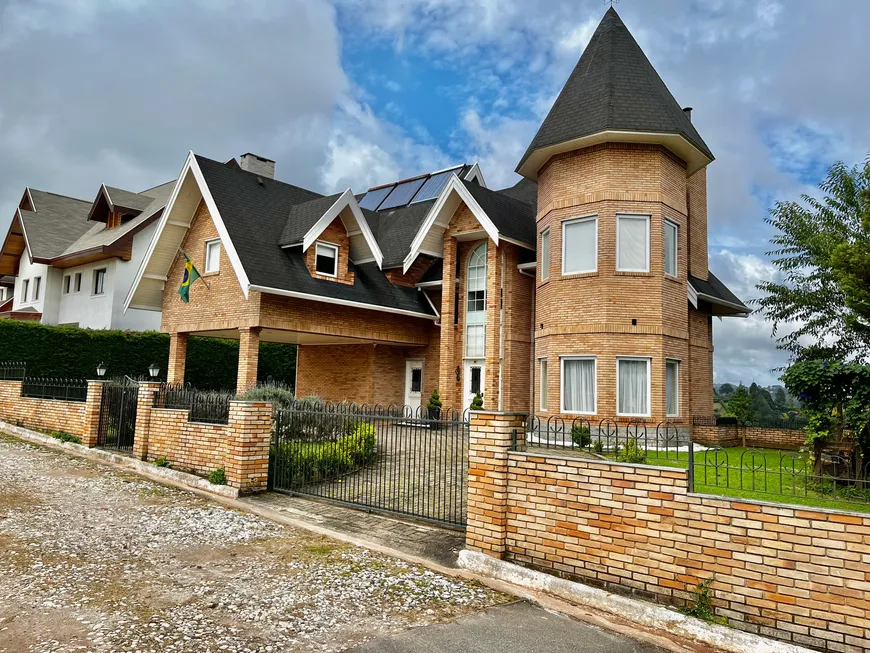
top-left (1, 0), bottom-right (868, 385)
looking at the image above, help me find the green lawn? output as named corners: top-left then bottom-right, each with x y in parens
top-left (612, 446), bottom-right (870, 514)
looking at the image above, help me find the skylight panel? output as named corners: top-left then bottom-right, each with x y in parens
top-left (359, 185), bottom-right (394, 211)
top-left (378, 177), bottom-right (427, 210)
top-left (413, 170), bottom-right (455, 203)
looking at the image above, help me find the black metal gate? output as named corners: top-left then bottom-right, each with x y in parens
top-left (97, 379), bottom-right (139, 451)
top-left (269, 403), bottom-right (469, 529)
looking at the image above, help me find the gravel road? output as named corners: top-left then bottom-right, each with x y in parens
top-left (0, 434), bottom-right (508, 652)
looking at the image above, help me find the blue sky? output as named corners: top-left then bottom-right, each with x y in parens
top-left (1, 0), bottom-right (868, 385)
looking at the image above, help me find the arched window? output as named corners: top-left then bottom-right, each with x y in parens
top-left (466, 242), bottom-right (487, 358)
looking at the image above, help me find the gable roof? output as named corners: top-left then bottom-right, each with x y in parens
top-left (459, 179), bottom-right (536, 247)
top-left (496, 178), bottom-right (538, 211)
top-left (279, 193), bottom-right (343, 246)
top-left (103, 185), bottom-right (154, 214)
top-left (689, 272), bottom-right (749, 316)
top-left (367, 199), bottom-right (437, 269)
top-left (517, 7), bottom-right (713, 178)
top-left (18, 190), bottom-right (94, 260)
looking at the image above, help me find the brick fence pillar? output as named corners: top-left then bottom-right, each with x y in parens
top-left (466, 410), bottom-right (526, 558)
top-left (167, 332), bottom-right (188, 385)
top-left (225, 400), bottom-right (272, 494)
top-left (236, 327), bottom-right (261, 395)
top-left (80, 381), bottom-right (105, 447)
top-left (438, 237), bottom-right (458, 411)
top-left (133, 381), bottom-right (161, 460)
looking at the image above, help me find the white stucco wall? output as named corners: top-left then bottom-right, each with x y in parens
top-left (56, 259), bottom-right (117, 329)
top-left (112, 221), bottom-right (161, 331)
top-left (12, 257), bottom-right (50, 315)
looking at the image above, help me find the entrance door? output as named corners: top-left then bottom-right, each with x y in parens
top-left (463, 360), bottom-right (485, 411)
top-left (404, 360), bottom-right (424, 412)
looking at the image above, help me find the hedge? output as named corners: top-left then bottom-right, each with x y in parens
top-left (0, 320), bottom-right (295, 391)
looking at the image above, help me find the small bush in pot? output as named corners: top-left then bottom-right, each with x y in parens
top-left (427, 389), bottom-right (442, 422)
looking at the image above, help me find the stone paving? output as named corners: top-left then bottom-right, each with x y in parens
top-left (0, 433), bottom-right (508, 653)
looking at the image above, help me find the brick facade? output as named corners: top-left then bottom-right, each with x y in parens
top-left (692, 424), bottom-right (806, 450)
top-left (467, 411), bottom-right (870, 653)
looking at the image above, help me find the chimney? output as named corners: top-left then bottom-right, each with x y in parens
top-left (239, 153), bottom-right (275, 179)
top-left (682, 107), bottom-right (693, 122)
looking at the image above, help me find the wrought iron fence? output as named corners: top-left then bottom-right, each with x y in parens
top-left (516, 416), bottom-right (691, 464)
top-left (0, 361), bottom-right (26, 381)
top-left (266, 398), bottom-right (469, 422)
top-left (270, 402), bottom-right (469, 528)
top-left (152, 383), bottom-right (233, 425)
top-left (688, 443), bottom-right (870, 510)
top-left (20, 377), bottom-right (88, 402)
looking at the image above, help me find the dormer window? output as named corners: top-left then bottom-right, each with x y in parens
top-left (315, 242), bottom-right (338, 277)
top-left (106, 212), bottom-right (122, 229)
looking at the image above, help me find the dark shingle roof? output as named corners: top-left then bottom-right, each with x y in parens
top-left (104, 186), bottom-right (154, 213)
top-left (460, 180), bottom-right (536, 247)
top-left (279, 193), bottom-right (343, 246)
top-left (518, 8), bottom-right (713, 173)
top-left (194, 155), bottom-right (433, 316)
top-left (690, 272), bottom-right (749, 313)
top-left (367, 199), bottom-right (436, 269)
top-left (496, 178), bottom-right (538, 212)
top-left (20, 190), bottom-right (93, 259)
top-left (418, 259), bottom-right (443, 284)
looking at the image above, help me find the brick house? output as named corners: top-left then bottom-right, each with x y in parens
top-left (125, 8), bottom-right (747, 423)
top-left (0, 181), bottom-right (174, 329)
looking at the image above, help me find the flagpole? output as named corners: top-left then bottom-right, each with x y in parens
top-left (177, 247), bottom-right (210, 289)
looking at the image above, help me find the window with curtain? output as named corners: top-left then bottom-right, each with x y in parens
top-left (465, 242), bottom-right (487, 358)
top-left (664, 220), bottom-right (678, 277)
top-left (540, 228), bottom-right (550, 280)
top-left (539, 358), bottom-right (548, 411)
top-left (315, 242), bottom-right (338, 276)
top-left (617, 357), bottom-right (650, 416)
top-left (666, 360), bottom-right (679, 416)
top-left (617, 215), bottom-right (649, 272)
top-left (561, 357), bottom-right (596, 413)
top-left (562, 217), bottom-right (597, 274)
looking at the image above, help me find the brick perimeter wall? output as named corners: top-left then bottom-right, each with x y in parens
top-left (144, 407), bottom-right (229, 475)
top-left (500, 451), bottom-right (870, 652)
top-left (0, 380), bottom-right (87, 436)
top-left (692, 425), bottom-right (806, 450)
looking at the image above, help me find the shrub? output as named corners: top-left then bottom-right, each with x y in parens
top-left (240, 382), bottom-right (296, 411)
top-left (681, 575), bottom-right (726, 625)
top-left (50, 431), bottom-right (81, 444)
top-left (208, 468), bottom-right (228, 485)
top-left (153, 456), bottom-right (171, 468)
top-left (570, 424), bottom-right (591, 448)
top-left (470, 392), bottom-right (484, 410)
top-left (616, 438), bottom-right (647, 464)
top-left (272, 420), bottom-right (377, 487)
top-left (592, 439), bottom-right (604, 454)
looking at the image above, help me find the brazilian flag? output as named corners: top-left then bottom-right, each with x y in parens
top-left (178, 251), bottom-right (202, 303)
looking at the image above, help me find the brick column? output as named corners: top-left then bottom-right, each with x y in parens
top-left (236, 327), bottom-right (261, 395)
top-left (225, 400), bottom-right (272, 493)
top-left (167, 332), bottom-right (188, 385)
top-left (439, 237), bottom-right (458, 410)
top-left (81, 381), bottom-right (105, 448)
top-left (466, 410), bottom-right (526, 558)
top-left (484, 242), bottom-right (501, 410)
top-left (133, 381), bottom-right (161, 460)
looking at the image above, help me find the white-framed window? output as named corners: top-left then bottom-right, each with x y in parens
top-left (63, 275), bottom-right (71, 295)
top-left (21, 279), bottom-right (29, 302)
top-left (562, 216), bottom-right (597, 275)
top-left (465, 242), bottom-right (487, 358)
top-left (540, 228), bottom-right (550, 281)
top-left (74, 272), bottom-right (82, 293)
top-left (666, 359), bottom-right (680, 417)
top-left (0, 288), bottom-right (5, 301)
top-left (664, 220), bottom-right (678, 277)
top-left (32, 277), bottom-right (41, 301)
top-left (315, 242), bottom-right (338, 277)
top-left (616, 214), bottom-right (650, 272)
top-left (205, 239), bottom-right (221, 273)
top-left (560, 356), bottom-right (597, 414)
top-left (539, 358), bottom-right (548, 411)
top-left (93, 268), bottom-right (107, 295)
top-left (617, 357), bottom-right (651, 417)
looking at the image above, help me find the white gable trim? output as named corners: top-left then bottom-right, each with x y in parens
top-left (402, 174), bottom-right (500, 273)
top-left (301, 189), bottom-right (384, 268)
top-left (464, 162), bottom-right (486, 187)
top-left (13, 208), bottom-right (35, 263)
top-left (124, 151), bottom-right (251, 312)
top-left (19, 188), bottom-right (35, 211)
top-left (687, 283), bottom-right (698, 309)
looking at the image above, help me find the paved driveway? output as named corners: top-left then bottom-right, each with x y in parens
top-left (0, 434), bottom-right (502, 653)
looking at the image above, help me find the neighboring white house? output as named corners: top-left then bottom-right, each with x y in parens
top-left (0, 183), bottom-right (173, 330)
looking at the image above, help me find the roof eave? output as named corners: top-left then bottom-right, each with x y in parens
top-left (516, 130), bottom-right (714, 180)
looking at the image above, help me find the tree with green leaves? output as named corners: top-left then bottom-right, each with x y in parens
top-left (755, 155), bottom-right (870, 360)
top-left (724, 384), bottom-right (754, 425)
top-left (718, 383), bottom-right (736, 398)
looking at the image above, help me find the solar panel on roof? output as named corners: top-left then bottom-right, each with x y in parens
top-left (359, 185), bottom-right (394, 211)
top-left (378, 177), bottom-right (427, 210)
top-left (412, 169), bottom-right (456, 203)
